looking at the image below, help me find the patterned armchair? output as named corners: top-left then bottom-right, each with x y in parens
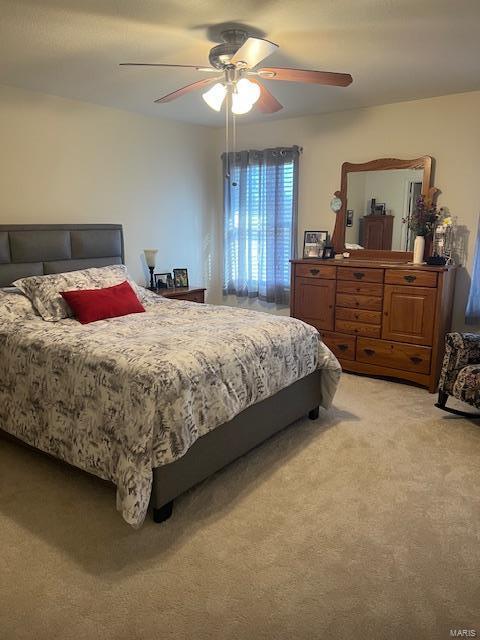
top-left (436, 332), bottom-right (480, 416)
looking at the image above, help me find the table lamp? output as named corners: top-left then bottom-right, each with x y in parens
top-left (144, 249), bottom-right (158, 290)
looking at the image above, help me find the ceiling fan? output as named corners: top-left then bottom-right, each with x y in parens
top-left (120, 28), bottom-right (353, 115)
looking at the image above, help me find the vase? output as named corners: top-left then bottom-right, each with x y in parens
top-left (413, 235), bottom-right (425, 264)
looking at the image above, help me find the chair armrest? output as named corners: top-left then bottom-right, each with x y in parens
top-left (439, 332), bottom-right (480, 394)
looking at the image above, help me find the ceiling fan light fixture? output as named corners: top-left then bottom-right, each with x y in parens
top-left (202, 82), bottom-right (227, 111)
top-left (236, 78), bottom-right (261, 105)
top-left (231, 78), bottom-right (261, 115)
top-left (231, 91), bottom-right (254, 115)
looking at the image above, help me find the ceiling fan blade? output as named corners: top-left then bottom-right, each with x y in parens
top-left (230, 37), bottom-right (278, 69)
top-left (258, 67), bottom-right (353, 87)
top-left (154, 76), bottom-right (222, 104)
top-left (250, 79), bottom-right (283, 114)
top-left (120, 63), bottom-right (217, 72)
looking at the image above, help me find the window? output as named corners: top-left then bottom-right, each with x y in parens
top-left (223, 146), bottom-right (300, 306)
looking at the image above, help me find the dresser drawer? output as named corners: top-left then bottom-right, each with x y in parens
top-left (357, 338), bottom-right (432, 374)
top-left (321, 331), bottom-right (356, 361)
top-left (336, 293), bottom-right (383, 311)
top-left (335, 320), bottom-right (381, 338)
top-left (385, 269), bottom-right (438, 288)
top-left (158, 288), bottom-right (206, 303)
top-left (337, 267), bottom-right (384, 283)
top-left (295, 263), bottom-right (336, 279)
top-left (336, 307), bottom-right (382, 325)
top-left (337, 281), bottom-right (383, 296)
top-left (186, 292), bottom-right (205, 303)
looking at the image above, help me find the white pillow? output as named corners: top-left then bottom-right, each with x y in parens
top-left (13, 265), bottom-right (143, 322)
top-left (0, 289), bottom-right (39, 321)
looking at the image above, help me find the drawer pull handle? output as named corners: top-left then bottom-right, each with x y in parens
top-left (404, 275), bottom-right (416, 283)
top-left (338, 344), bottom-right (348, 352)
top-left (364, 348), bottom-right (375, 356)
top-left (354, 272), bottom-right (365, 280)
top-left (310, 268), bottom-right (320, 275)
top-left (410, 356), bottom-right (422, 365)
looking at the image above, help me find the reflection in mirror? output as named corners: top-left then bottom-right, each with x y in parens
top-left (345, 168), bottom-right (424, 252)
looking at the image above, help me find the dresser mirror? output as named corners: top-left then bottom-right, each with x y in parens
top-left (331, 156), bottom-right (433, 258)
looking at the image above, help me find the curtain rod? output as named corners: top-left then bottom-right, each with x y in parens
top-left (221, 145), bottom-right (303, 157)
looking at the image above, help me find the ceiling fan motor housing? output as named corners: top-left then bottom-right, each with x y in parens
top-left (209, 28), bottom-right (249, 69)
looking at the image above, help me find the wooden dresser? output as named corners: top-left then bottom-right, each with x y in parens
top-left (154, 287), bottom-right (206, 303)
top-left (291, 259), bottom-right (456, 392)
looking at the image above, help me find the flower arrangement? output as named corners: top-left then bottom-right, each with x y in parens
top-left (438, 215), bottom-right (453, 228)
top-left (408, 194), bottom-right (440, 237)
top-left (432, 211), bottom-right (455, 263)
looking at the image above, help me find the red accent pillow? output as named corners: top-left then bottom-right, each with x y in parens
top-left (60, 281), bottom-right (145, 324)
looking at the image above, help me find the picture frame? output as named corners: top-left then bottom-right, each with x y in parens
top-left (374, 203), bottom-right (386, 215)
top-left (346, 210), bottom-right (354, 227)
top-left (154, 272), bottom-right (171, 289)
top-left (173, 268), bottom-right (189, 288)
top-left (303, 230), bottom-right (328, 259)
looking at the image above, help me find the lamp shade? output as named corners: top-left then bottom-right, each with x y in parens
top-left (231, 78), bottom-right (261, 115)
top-left (236, 78), bottom-right (261, 104)
top-left (231, 91), bottom-right (254, 115)
top-left (144, 249), bottom-right (158, 268)
top-left (202, 83), bottom-right (227, 112)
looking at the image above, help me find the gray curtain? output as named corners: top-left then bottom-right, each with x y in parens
top-left (222, 145), bottom-right (300, 306)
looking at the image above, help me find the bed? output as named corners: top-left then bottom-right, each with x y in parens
top-left (0, 224), bottom-right (341, 527)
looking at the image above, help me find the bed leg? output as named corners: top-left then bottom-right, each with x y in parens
top-left (153, 500), bottom-right (174, 523)
top-left (308, 406), bottom-right (320, 420)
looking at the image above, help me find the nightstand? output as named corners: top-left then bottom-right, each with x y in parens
top-left (154, 287), bottom-right (206, 303)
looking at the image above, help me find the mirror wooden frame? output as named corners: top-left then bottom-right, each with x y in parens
top-left (331, 156), bottom-right (434, 260)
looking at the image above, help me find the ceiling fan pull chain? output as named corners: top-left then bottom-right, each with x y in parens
top-left (225, 89), bottom-right (230, 179)
top-left (231, 110), bottom-right (238, 187)
top-left (233, 110), bottom-right (236, 160)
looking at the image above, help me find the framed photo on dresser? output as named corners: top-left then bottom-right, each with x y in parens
top-left (303, 230), bottom-right (328, 258)
top-left (173, 268), bottom-right (189, 288)
top-left (154, 272), bottom-right (171, 289)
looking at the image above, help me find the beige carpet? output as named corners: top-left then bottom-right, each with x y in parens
top-left (1, 373), bottom-right (479, 640)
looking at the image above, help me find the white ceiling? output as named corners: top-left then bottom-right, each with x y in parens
top-left (1, 0), bottom-right (480, 127)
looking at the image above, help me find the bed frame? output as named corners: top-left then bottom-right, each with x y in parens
top-left (0, 224), bottom-right (124, 286)
top-left (0, 224), bottom-right (323, 523)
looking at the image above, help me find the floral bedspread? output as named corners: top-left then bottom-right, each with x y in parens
top-left (0, 290), bottom-right (340, 527)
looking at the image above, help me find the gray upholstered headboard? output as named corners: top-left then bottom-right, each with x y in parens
top-left (0, 224), bottom-right (124, 287)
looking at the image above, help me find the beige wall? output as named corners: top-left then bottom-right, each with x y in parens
top-left (215, 91), bottom-right (480, 329)
top-left (0, 84), bottom-right (217, 295)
